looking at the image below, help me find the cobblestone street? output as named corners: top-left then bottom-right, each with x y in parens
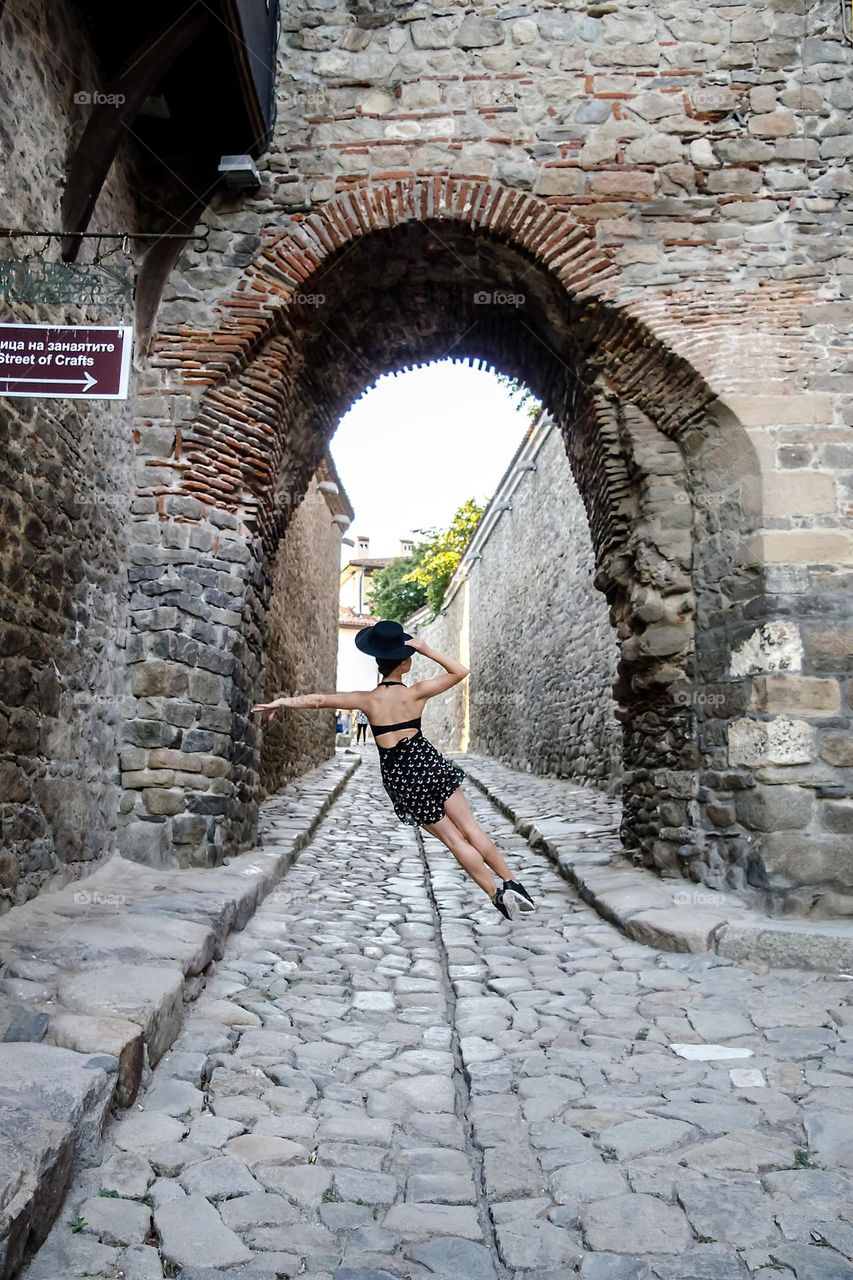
top-left (21, 754), bottom-right (853, 1280)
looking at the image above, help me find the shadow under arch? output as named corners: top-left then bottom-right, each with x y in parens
top-left (136, 180), bottom-right (764, 891)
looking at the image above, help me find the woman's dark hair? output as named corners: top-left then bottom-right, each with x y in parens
top-left (377, 656), bottom-right (403, 677)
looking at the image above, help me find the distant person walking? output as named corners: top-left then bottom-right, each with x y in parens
top-left (354, 708), bottom-right (369, 745)
top-left (252, 619), bottom-right (535, 921)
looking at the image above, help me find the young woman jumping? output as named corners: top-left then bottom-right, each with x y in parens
top-left (251, 619), bottom-right (536, 920)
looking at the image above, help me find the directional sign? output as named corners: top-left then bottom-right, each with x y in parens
top-left (0, 323), bottom-right (132, 399)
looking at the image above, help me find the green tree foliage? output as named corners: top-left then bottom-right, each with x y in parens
top-left (368, 556), bottom-right (428, 623)
top-left (368, 498), bottom-right (485, 623)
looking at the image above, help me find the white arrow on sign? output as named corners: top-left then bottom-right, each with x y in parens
top-left (0, 371), bottom-right (98, 391)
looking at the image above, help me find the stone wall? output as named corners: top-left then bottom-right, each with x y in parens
top-left (410, 418), bottom-right (621, 790)
top-left (75, 0), bottom-right (853, 909)
top-left (409, 596), bottom-right (468, 751)
top-left (258, 477), bottom-right (344, 796)
top-left (471, 425), bottom-right (621, 788)
top-left (0, 0), bottom-right (142, 907)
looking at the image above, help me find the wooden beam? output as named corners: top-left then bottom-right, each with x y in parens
top-left (61, 5), bottom-right (209, 261)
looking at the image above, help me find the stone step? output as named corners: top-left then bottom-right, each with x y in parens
top-left (0, 749), bottom-right (359, 1280)
top-left (460, 753), bottom-right (853, 972)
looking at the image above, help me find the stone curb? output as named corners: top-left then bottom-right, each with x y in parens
top-left (0, 748), bottom-right (360, 1280)
top-left (461, 755), bottom-right (853, 973)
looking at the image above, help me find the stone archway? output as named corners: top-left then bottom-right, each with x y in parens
top-left (123, 178), bottom-right (806, 907)
top-left (121, 180), bottom-right (768, 901)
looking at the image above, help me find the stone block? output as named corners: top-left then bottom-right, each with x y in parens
top-left (805, 626), bottom-right (853, 672)
top-left (721, 394), bottom-right (834, 427)
top-left (142, 788), bottom-right (186, 817)
top-left (728, 718), bottom-right (816, 767)
top-left (637, 624), bottom-right (691, 658)
top-left (589, 170), bottom-right (656, 197)
top-left (625, 907), bottom-right (728, 953)
top-left (408, 1238), bottom-right (498, 1280)
top-left (820, 733), bottom-right (853, 766)
top-left (534, 167), bottom-right (583, 196)
top-left (77, 1195), bottom-right (151, 1246)
top-left (57, 965), bottom-right (185, 1066)
top-left (383, 1203), bottom-right (482, 1239)
top-left (750, 675), bottom-right (841, 716)
top-left (122, 769), bottom-right (176, 789)
top-left (755, 529), bottom-right (853, 567)
top-left (625, 134), bottom-right (683, 165)
top-left (730, 621), bottom-right (803, 677)
top-left (123, 720), bottom-right (180, 750)
top-left (760, 830), bottom-right (853, 889)
top-left (717, 920), bottom-right (853, 970)
top-left (736, 784), bottom-right (814, 831)
top-left (411, 17), bottom-right (459, 49)
top-left (581, 1193), bottom-right (692, 1254)
top-left (188, 670), bottom-right (228, 705)
top-left (155, 1195), bottom-right (252, 1270)
top-left (0, 1044), bottom-right (114, 1275)
top-left (148, 748), bottom-right (203, 772)
top-left (169, 814), bottom-right (208, 844)
top-left (748, 110), bottom-right (796, 137)
top-left (46, 1013), bottom-right (144, 1108)
top-left (821, 801), bottom-right (853, 834)
top-left (763, 471), bottom-right (837, 517)
top-left (455, 16), bottom-right (504, 47)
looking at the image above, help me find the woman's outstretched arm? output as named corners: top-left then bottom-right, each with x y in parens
top-left (252, 690), bottom-right (368, 721)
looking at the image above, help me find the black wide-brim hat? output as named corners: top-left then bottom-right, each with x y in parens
top-left (354, 618), bottom-right (414, 662)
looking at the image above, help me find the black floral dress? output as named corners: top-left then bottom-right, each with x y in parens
top-left (377, 730), bottom-right (466, 826)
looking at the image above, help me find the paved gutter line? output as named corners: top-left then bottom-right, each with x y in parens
top-left (416, 828), bottom-right (508, 1280)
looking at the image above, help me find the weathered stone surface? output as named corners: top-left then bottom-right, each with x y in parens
top-left (581, 1194), bottom-right (693, 1254)
top-left (155, 1194), bottom-right (253, 1269)
top-left (77, 1195), bottom-right (151, 1247)
top-left (57, 965), bottom-right (185, 1066)
top-left (46, 1013), bottom-right (144, 1107)
top-left (494, 1216), bottom-right (583, 1269)
top-left (224, 1134), bottom-right (309, 1168)
top-left (408, 1236), bottom-right (498, 1279)
top-left (179, 1154), bottom-right (263, 1200)
top-left (717, 921), bottom-right (853, 971)
top-left (804, 1112), bottom-right (853, 1169)
top-left (600, 1118), bottom-right (695, 1160)
top-left (675, 1171), bottom-right (778, 1246)
top-left (98, 1150), bottom-right (155, 1199)
top-left (22, 763), bottom-right (853, 1280)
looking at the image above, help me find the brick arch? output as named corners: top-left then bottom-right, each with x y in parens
top-left (158, 178), bottom-right (714, 430)
top-left (129, 178), bottom-right (768, 893)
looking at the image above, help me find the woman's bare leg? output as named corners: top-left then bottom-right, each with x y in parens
top-left (421, 813), bottom-right (497, 899)
top-left (442, 787), bottom-right (516, 882)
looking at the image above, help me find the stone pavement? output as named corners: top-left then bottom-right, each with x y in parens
top-left (23, 751), bottom-right (853, 1280)
top-left (462, 753), bottom-right (853, 972)
top-left (0, 752), bottom-right (359, 1280)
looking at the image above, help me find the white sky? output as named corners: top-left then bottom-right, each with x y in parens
top-left (330, 360), bottom-right (534, 562)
